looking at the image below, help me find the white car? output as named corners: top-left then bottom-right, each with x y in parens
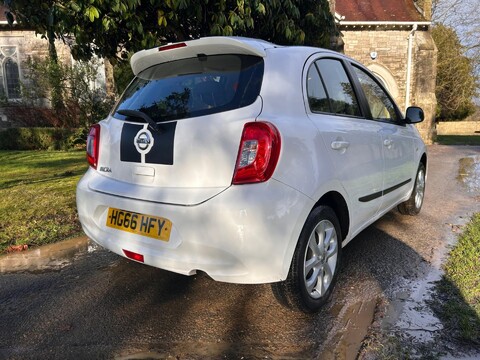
top-left (76, 37), bottom-right (427, 312)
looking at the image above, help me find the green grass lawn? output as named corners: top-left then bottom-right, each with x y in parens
top-left (0, 150), bottom-right (87, 253)
top-left (429, 129), bottom-right (480, 343)
top-left (434, 213), bottom-right (480, 343)
top-left (436, 135), bottom-right (480, 146)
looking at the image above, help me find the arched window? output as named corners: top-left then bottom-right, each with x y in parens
top-left (5, 58), bottom-right (20, 99)
top-left (373, 72), bottom-right (389, 89)
top-left (0, 46), bottom-right (21, 99)
top-left (367, 63), bottom-right (400, 102)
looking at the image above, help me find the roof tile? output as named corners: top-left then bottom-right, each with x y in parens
top-left (336, 0), bottom-right (425, 22)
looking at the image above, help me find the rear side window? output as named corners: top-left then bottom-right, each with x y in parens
top-left (311, 59), bottom-right (361, 117)
top-left (307, 64), bottom-right (330, 113)
top-left (114, 54), bottom-right (264, 123)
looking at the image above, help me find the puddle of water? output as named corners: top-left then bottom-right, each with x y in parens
top-left (382, 210), bottom-right (474, 349)
top-left (319, 298), bottom-right (377, 360)
top-left (116, 352), bottom-right (166, 360)
top-left (381, 154), bottom-right (480, 347)
top-left (381, 225), bottom-right (455, 344)
top-left (441, 355), bottom-right (480, 360)
top-left (0, 236), bottom-right (97, 273)
top-left (457, 155), bottom-right (480, 193)
top-left (384, 269), bottom-right (443, 342)
top-left (114, 342), bottom-right (276, 359)
top-left (114, 337), bottom-right (318, 360)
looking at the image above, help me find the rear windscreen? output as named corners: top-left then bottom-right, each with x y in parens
top-left (113, 54), bottom-right (264, 123)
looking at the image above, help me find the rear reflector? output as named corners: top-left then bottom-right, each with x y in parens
top-left (158, 42), bottom-right (187, 52)
top-left (123, 249), bottom-right (144, 263)
top-left (232, 122), bottom-right (281, 185)
top-left (86, 124), bottom-right (100, 169)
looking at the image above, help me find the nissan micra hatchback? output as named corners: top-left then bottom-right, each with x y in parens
top-left (77, 37), bottom-right (427, 312)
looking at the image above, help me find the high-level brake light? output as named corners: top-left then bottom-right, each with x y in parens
top-left (158, 42), bottom-right (187, 52)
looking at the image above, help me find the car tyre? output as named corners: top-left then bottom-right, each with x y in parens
top-left (272, 206), bottom-right (342, 312)
top-left (398, 163), bottom-right (426, 216)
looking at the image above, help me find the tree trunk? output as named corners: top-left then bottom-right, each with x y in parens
top-left (47, 28), bottom-right (58, 63)
top-left (104, 58), bottom-right (116, 99)
top-left (47, 28), bottom-right (64, 112)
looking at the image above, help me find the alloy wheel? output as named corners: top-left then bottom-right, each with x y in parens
top-left (303, 220), bottom-right (338, 299)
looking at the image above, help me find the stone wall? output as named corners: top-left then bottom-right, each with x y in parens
top-left (341, 29), bottom-right (410, 107)
top-left (0, 30), bottom-right (72, 77)
top-left (436, 121), bottom-right (480, 135)
top-left (411, 30), bottom-right (437, 144)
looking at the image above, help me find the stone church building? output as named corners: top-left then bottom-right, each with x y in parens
top-left (0, 5), bottom-right (107, 129)
top-left (333, 0), bottom-right (437, 144)
top-left (0, 7), bottom-right (70, 127)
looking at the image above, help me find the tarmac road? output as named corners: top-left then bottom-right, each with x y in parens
top-left (0, 145), bottom-right (479, 359)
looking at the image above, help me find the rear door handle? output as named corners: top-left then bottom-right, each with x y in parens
top-left (331, 141), bottom-right (350, 151)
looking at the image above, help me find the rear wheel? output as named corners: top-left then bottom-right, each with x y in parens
top-left (272, 206), bottom-right (342, 312)
top-left (398, 163), bottom-right (426, 215)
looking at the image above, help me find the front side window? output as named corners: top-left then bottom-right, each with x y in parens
top-left (114, 54), bottom-right (264, 123)
top-left (353, 66), bottom-right (398, 122)
top-left (315, 59), bottom-right (361, 117)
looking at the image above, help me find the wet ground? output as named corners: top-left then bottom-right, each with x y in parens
top-left (458, 154), bottom-right (480, 194)
top-left (0, 145), bottom-right (479, 359)
top-left (0, 236), bottom-right (95, 274)
top-left (363, 146), bottom-right (480, 359)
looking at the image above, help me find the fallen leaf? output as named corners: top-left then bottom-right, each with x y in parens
top-left (6, 244), bottom-right (28, 253)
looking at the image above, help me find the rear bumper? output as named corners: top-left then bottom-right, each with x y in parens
top-left (76, 170), bottom-right (313, 284)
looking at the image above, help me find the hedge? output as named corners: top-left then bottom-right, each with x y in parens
top-left (0, 127), bottom-right (86, 151)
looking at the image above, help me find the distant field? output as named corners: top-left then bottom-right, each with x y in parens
top-left (0, 151), bottom-right (87, 253)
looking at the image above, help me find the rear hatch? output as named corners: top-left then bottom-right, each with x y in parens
top-left (90, 38), bottom-right (270, 205)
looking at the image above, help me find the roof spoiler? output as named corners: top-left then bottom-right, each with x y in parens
top-left (130, 37), bottom-right (275, 75)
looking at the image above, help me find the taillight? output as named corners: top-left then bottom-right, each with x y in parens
top-left (232, 122), bottom-right (281, 185)
top-left (86, 124), bottom-right (100, 169)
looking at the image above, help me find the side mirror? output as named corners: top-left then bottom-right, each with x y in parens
top-left (405, 106), bottom-right (424, 124)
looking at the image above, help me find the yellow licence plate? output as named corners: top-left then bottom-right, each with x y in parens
top-left (106, 208), bottom-right (172, 241)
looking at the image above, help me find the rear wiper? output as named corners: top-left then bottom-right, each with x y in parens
top-left (116, 109), bottom-right (160, 133)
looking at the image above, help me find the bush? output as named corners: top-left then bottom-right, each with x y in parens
top-left (9, 56), bottom-right (115, 128)
top-left (432, 25), bottom-right (478, 121)
top-left (2, 104), bottom-right (81, 128)
top-left (0, 128), bottom-right (82, 150)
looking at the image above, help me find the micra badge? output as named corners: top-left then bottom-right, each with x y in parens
top-left (99, 166), bottom-right (112, 173)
